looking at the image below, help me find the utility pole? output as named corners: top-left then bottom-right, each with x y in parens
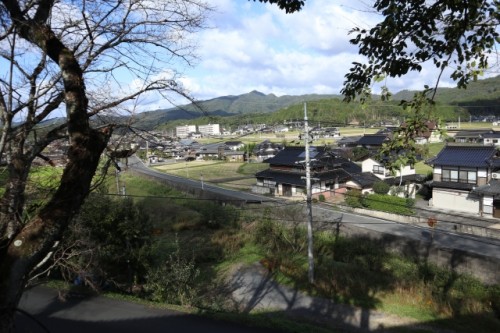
top-left (115, 169), bottom-right (120, 194)
top-left (303, 102), bottom-right (314, 284)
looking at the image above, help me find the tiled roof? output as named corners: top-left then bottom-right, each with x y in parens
top-left (454, 129), bottom-right (493, 138)
top-left (348, 173), bottom-right (424, 189)
top-left (428, 145), bottom-right (498, 168)
top-left (348, 172), bottom-right (381, 188)
top-left (337, 136), bottom-right (361, 145)
top-left (471, 179), bottom-right (500, 197)
top-left (383, 174), bottom-right (426, 185)
top-left (480, 131), bottom-right (500, 138)
top-left (336, 159), bottom-right (362, 174)
top-left (255, 169), bottom-right (351, 186)
top-left (264, 146), bottom-right (327, 166)
top-left (357, 134), bottom-right (389, 146)
top-left (428, 181), bottom-right (476, 191)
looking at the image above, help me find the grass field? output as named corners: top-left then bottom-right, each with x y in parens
top-left (152, 161), bottom-right (268, 191)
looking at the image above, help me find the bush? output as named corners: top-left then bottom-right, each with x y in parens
top-left (144, 237), bottom-right (200, 305)
top-left (345, 189), bottom-right (364, 208)
top-left (319, 194), bottom-right (326, 202)
top-left (406, 198), bottom-right (415, 208)
top-left (185, 201), bottom-right (240, 229)
top-left (372, 181), bottom-right (390, 194)
top-left (62, 195), bottom-right (155, 290)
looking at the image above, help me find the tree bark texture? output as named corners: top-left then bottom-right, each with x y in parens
top-left (0, 1), bottom-right (112, 331)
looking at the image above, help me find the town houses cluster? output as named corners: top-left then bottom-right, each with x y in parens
top-left (35, 120), bottom-right (500, 219)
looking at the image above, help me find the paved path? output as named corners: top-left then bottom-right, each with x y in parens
top-left (15, 286), bottom-right (285, 333)
top-left (16, 266), bottom-right (447, 333)
top-left (227, 263), bottom-right (440, 333)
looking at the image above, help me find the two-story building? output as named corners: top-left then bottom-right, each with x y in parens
top-left (427, 144), bottom-right (500, 217)
top-left (198, 123), bottom-right (221, 137)
top-left (252, 140), bottom-right (284, 162)
top-left (253, 146), bottom-right (360, 198)
top-left (343, 155), bottom-right (422, 198)
top-left (175, 125), bottom-right (197, 138)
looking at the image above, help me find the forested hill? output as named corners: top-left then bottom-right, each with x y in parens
top-left (131, 91), bottom-right (342, 129)
top-left (393, 75), bottom-right (500, 116)
top-left (135, 75), bottom-right (499, 130)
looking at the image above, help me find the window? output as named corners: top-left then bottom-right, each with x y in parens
top-left (441, 167), bottom-right (477, 184)
top-left (373, 165), bottom-right (385, 175)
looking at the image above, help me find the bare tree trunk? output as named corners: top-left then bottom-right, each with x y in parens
top-left (0, 0), bottom-right (208, 330)
top-left (0, 1), bottom-right (112, 330)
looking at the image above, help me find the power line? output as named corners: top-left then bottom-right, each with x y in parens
top-left (94, 189), bottom-right (500, 246)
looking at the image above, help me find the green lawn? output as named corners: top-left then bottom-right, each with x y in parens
top-left (415, 142), bottom-right (445, 175)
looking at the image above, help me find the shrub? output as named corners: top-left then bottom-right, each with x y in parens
top-left (345, 189), bottom-right (364, 208)
top-left (144, 237), bottom-right (200, 305)
top-left (372, 181), bottom-right (390, 194)
top-left (319, 194), bottom-right (326, 202)
top-left (405, 198), bottom-right (415, 208)
top-left (185, 201), bottom-right (240, 229)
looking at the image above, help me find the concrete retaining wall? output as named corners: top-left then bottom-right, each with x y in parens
top-left (339, 222), bottom-right (500, 285)
top-left (346, 207), bottom-right (500, 240)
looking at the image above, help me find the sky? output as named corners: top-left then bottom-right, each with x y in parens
top-left (136, 0), bottom-right (496, 112)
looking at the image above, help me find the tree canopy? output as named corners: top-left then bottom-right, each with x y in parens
top-left (342, 0), bottom-right (500, 102)
top-left (254, 0), bottom-right (305, 13)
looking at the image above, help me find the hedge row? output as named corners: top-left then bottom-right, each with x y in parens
top-left (346, 190), bottom-right (415, 215)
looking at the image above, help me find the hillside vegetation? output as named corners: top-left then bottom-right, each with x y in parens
top-left (130, 75), bottom-right (500, 131)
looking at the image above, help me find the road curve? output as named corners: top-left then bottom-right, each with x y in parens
top-left (127, 155), bottom-right (274, 204)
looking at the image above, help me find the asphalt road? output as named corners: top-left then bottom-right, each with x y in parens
top-left (312, 205), bottom-right (500, 261)
top-left (128, 156), bottom-right (271, 204)
top-left (15, 286), bottom-right (285, 333)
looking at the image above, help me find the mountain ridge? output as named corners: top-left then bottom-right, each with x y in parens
top-left (56, 75), bottom-right (500, 131)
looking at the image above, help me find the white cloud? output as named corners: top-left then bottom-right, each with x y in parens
top-left (177, 0), bottom-right (377, 102)
top-left (163, 0), bottom-right (500, 108)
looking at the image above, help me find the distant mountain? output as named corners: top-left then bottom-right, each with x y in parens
top-left (40, 76), bottom-right (499, 131)
top-left (131, 90), bottom-right (342, 130)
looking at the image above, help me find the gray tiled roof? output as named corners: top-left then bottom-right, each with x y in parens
top-left (427, 145), bottom-right (498, 168)
top-left (255, 169), bottom-right (351, 186)
top-left (357, 134), bottom-right (389, 146)
top-left (349, 172), bottom-right (381, 188)
top-left (428, 181), bottom-right (476, 191)
top-left (454, 129), bottom-right (494, 138)
top-left (264, 146), bottom-right (327, 166)
top-left (471, 179), bottom-right (500, 197)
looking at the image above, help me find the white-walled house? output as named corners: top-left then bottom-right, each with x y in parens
top-left (361, 157), bottom-right (415, 179)
top-left (358, 157), bottom-right (419, 198)
top-left (427, 144), bottom-right (500, 217)
top-left (481, 131), bottom-right (500, 147)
